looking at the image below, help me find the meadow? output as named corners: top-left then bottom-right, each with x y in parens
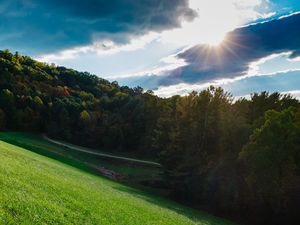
top-left (0, 134), bottom-right (236, 224)
top-left (0, 132), bottom-right (163, 190)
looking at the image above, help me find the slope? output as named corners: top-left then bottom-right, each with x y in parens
top-left (0, 140), bottom-right (236, 225)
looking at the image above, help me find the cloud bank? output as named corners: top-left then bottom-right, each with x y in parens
top-left (126, 12), bottom-right (300, 89)
top-left (0, 0), bottom-right (195, 55)
top-left (153, 70), bottom-right (300, 98)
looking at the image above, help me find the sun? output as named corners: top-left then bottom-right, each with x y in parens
top-left (201, 31), bottom-right (227, 46)
top-left (189, 16), bottom-right (228, 46)
top-left (160, 0), bottom-right (235, 47)
top-left (160, 18), bottom-right (227, 47)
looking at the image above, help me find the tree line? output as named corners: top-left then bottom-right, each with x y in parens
top-left (0, 49), bottom-right (299, 224)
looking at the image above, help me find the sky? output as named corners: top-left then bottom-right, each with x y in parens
top-left (1, 0), bottom-right (300, 98)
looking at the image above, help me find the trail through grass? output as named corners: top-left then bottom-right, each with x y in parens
top-left (0, 132), bottom-right (161, 177)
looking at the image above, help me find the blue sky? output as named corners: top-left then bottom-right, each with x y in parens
top-left (1, 0), bottom-right (300, 98)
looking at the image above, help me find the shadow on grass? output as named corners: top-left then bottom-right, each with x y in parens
top-left (0, 133), bottom-right (236, 225)
top-left (0, 134), bottom-right (163, 189)
top-left (0, 138), bottom-right (100, 176)
top-left (112, 185), bottom-right (236, 225)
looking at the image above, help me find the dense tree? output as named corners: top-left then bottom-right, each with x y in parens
top-left (240, 107), bottom-right (300, 224)
top-left (0, 108), bottom-right (5, 129)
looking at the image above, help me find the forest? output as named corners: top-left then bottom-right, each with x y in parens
top-left (0, 49), bottom-right (299, 225)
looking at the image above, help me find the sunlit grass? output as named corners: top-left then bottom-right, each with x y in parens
top-left (0, 140), bottom-right (236, 224)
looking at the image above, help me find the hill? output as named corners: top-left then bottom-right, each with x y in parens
top-left (0, 132), bottom-right (164, 194)
top-left (0, 139), bottom-right (235, 225)
top-left (0, 49), bottom-right (162, 157)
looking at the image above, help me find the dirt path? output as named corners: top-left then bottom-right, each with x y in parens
top-left (43, 135), bottom-right (161, 167)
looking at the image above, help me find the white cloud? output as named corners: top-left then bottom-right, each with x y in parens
top-left (154, 82), bottom-right (208, 97)
top-left (154, 68), bottom-right (300, 98)
top-left (154, 76), bottom-right (243, 97)
top-left (288, 56), bottom-right (300, 62)
top-left (159, 0), bottom-right (270, 46)
top-left (37, 32), bottom-right (160, 62)
top-left (110, 56), bottom-right (187, 80)
top-left (247, 52), bottom-right (292, 76)
top-left (281, 90), bottom-right (300, 100)
top-left (261, 11), bottom-right (276, 18)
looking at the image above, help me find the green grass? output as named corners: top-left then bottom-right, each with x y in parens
top-left (0, 132), bottom-right (165, 196)
top-left (0, 132), bottom-right (161, 177)
top-left (0, 140), bottom-right (236, 224)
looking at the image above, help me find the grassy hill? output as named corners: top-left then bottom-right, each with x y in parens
top-left (0, 138), bottom-right (236, 225)
top-left (0, 132), bottom-right (164, 193)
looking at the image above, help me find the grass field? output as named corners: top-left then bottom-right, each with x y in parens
top-left (0, 138), bottom-right (236, 224)
top-left (0, 132), bottom-right (167, 195)
top-left (0, 132), bottom-right (163, 187)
